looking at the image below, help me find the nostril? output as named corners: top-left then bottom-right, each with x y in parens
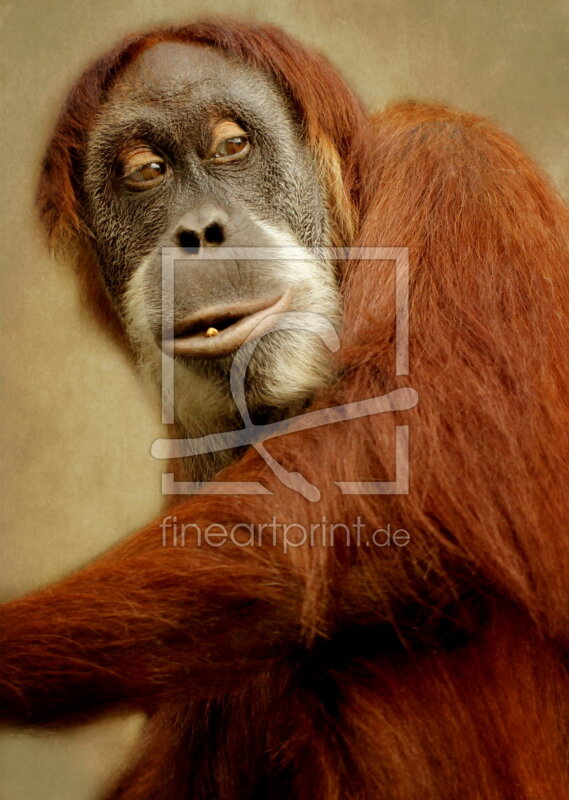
top-left (178, 230), bottom-right (200, 253)
top-left (203, 222), bottom-right (224, 246)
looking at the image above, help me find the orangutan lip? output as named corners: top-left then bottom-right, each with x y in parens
top-left (161, 290), bottom-right (292, 359)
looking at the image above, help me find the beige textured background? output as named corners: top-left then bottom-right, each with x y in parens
top-left (1, 0), bottom-right (568, 798)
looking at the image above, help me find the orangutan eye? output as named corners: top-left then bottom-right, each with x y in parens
top-left (211, 135), bottom-right (250, 161)
top-left (206, 120), bottom-right (251, 164)
top-left (123, 159), bottom-right (167, 190)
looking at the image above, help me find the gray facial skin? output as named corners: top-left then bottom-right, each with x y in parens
top-left (81, 42), bottom-right (341, 481)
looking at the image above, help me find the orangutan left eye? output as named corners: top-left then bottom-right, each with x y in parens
top-left (211, 135), bottom-right (250, 162)
top-left (206, 119), bottom-right (251, 164)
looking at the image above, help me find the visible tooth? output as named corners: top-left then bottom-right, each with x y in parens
top-left (205, 327), bottom-right (219, 338)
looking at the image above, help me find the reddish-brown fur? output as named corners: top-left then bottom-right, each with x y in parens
top-left (3, 20), bottom-right (569, 800)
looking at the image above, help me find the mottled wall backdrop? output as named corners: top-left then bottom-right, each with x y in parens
top-left (1, 0), bottom-right (567, 797)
